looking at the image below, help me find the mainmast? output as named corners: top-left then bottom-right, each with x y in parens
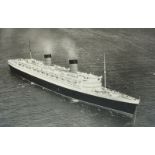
top-left (104, 53), bottom-right (107, 88)
top-left (29, 40), bottom-right (32, 59)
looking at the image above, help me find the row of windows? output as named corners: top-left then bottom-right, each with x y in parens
top-left (18, 63), bottom-right (100, 89)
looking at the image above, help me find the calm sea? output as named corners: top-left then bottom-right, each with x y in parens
top-left (0, 28), bottom-right (155, 126)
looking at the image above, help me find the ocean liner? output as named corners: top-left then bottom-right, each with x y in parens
top-left (8, 48), bottom-right (140, 116)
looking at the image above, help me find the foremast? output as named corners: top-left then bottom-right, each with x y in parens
top-left (104, 53), bottom-right (107, 88)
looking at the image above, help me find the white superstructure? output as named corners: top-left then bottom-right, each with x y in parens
top-left (8, 58), bottom-right (140, 105)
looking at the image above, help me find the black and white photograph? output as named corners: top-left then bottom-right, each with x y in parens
top-left (0, 28), bottom-right (155, 127)
top-left (0, 0), bottom-right (155, 155)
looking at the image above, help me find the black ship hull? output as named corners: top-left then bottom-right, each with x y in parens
top-left (9, 65), bottom-right (137, 115)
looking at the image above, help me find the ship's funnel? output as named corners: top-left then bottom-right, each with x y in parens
top-left (44, 54), bottom-right (52, 65)
top-left (69, 59), bottom-right (78, 73)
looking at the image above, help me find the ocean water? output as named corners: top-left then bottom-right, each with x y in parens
top-left (0, 28), bottom-right (155, 127)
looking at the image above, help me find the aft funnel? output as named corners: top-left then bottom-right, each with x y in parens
top-left (44, 54), bottom-right (52, 65)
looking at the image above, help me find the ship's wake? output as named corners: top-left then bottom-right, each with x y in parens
top-left (70, 98), bottom-right (79, 103)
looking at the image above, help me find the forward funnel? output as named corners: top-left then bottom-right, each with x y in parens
top-left (69, 59), bottom-right (78, 73)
